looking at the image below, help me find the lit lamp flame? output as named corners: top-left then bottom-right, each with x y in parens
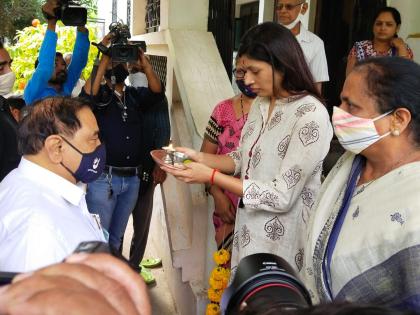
top-left (162, 140), bottom-right (175, 152)
top-left (162, 140), bottom-right (176, 165)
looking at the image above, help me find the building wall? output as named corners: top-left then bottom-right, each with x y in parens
top-left (388, 0), bottom-right (420, 63)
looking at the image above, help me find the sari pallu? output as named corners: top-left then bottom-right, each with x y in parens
top-left (302, 152), bottom-right (420, 310)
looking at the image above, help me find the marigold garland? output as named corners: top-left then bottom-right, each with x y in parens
top-left (206, 303), bottom-right (220, 315)
top-left (206, 249), bottom-right (231, 315)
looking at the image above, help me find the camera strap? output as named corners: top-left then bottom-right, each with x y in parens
top-left (321, 155), bottom-right (365, 300)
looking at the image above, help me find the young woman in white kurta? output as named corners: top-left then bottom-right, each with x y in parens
top-left (227, 94), bottom-right (331, 275)
top-left (161, 22), bottom-right (333, 276)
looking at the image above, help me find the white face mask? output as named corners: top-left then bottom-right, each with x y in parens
top-left (0, 71), bottom-right (16, 96)
top-left (127, 72), bottom-right (148, 88)
top-left (281, 15), bottom-right (301, 30)
top-left (332, 106), bottom-right (393, 154)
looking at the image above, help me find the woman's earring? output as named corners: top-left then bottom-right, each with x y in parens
top-left (391, 129), bottom-right (400, 136)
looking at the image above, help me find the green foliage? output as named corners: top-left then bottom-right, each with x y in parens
top-left (0, 0), bottom-right (43, 41)
top-left (0, 0), bottom-right (98, 43)
top-left (8, 23), bottom-right (100, 92)
top-left (79, 0), bottom-right (99, 19)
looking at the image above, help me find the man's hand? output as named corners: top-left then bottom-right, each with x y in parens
top-left (0, 253), bottom-right (151, 315)
top-left (138, 49), bottom-right (152, 72)
top-left (101, 33), bottom-right (114, 47)
top-left (42, 0), bottom-right (59, 20)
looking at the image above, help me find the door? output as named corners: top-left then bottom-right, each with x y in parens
top-left (315, 0), bottom-right (387, 112)
top-left (208, 0), bottom-right (236, 80)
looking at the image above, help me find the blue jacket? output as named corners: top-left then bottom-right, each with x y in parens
top-left (24, 29), bottom-right (89, 105)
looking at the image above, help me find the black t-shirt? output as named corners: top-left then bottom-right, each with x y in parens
top-left (0, 96), bottom-right (20, 181)
top-left (82, 85), bottom-right (164, 167)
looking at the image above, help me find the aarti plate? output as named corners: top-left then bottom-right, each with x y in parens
top-left (150, 150), bottom-right (187, 170)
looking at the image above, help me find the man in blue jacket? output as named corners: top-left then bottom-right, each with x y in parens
top-left (24, 0), bottom-right (89, 105)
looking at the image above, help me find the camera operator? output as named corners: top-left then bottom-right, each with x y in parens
top-left (0, 43), bottom-right (22, 182)
top-left (82, 33), bottom-right (164, 254)
top-left (23, 0), bottom-right (90, 105)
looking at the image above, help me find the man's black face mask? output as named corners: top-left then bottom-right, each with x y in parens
top-left (105, 63), bottom-right (129, 84)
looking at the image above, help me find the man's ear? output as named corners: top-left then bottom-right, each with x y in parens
top-left (44, 135), bottom-right (64, 164)
top-left (301, 2), bottom-right (308, 15)
top-left (9, 108), bottom-right (20, 122)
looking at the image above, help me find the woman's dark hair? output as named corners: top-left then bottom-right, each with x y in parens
top-left (373, 7), bottom-right (402, 26)
top-left (353, 57), bottom-right (420, 145)
top-left (237, 22), bottom-right (321, 101)
top-left (18, 96), bottom-right (90, 155)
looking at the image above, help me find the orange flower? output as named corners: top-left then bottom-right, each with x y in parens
top-left (32, 19), bottom-right (40, 27)
top-left (209, 277), bottom-right (224, 290)
top-left (206, 303), bottom-right (220, 315)
top-left (210, 266), bottom-right (230, 281)
top-left (208, 287), bottom-right (222, 303)
top-left (213, 249), bottom-right (230, 265)
top-left (18, 81), bottom-right (26, 90)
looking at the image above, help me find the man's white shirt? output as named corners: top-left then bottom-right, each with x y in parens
top-left (0, 158), bottom-right (105, 272)
top-left (296, 25), bottom-right (329, 83)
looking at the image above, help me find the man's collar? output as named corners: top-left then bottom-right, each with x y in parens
top-left (296, 24), bottom-right (312, 43)
top-left (19, 157), bottom-right (85, 206)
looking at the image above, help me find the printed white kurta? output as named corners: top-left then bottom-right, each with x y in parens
top-left (228, 95), bottom-right (333, 277)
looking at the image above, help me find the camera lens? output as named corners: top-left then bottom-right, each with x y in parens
top-left (221, 253), bottom-right (312, 315)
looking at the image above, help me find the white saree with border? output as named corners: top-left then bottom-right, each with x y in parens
top-left (302, 152), bottom-right (420, 310)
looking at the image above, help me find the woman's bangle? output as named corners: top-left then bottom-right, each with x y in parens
top-left (210, 168), bottom-right (219, 185)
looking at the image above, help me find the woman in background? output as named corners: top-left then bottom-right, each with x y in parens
top-left (202, 57), bottom-right (255, 260)
top-left (346, 6), bottom-right (413, 76)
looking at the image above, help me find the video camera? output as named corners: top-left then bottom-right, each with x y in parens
top-left (221, 253), bottom-right (312, 315)
top-left (52, 0), bottom-right (87, 26)
top-left (108, 22), bottom-right (147, 63)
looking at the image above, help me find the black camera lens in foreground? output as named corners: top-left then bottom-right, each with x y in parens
top-left (221, 253), bottom-right (312, 315)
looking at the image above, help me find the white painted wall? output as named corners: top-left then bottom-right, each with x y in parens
top-left (388, 0), bottom-right (420, 63)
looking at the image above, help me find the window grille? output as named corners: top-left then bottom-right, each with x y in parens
top-left (145, 0), bottom-right (160, 33)
top-left (149, 55), bottom-right (167, 86)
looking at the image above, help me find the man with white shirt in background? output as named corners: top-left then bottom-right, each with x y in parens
top-left (276, 0), bottom-right (329, 93)
top-left (0, 96), bottom-right (106, 272)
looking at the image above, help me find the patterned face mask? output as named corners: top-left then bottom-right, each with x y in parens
top-left (332, 106), bottom-right (392, 154)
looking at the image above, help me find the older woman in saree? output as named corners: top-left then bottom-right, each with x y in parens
top-left (302, 57), bottom-right (420, 311)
